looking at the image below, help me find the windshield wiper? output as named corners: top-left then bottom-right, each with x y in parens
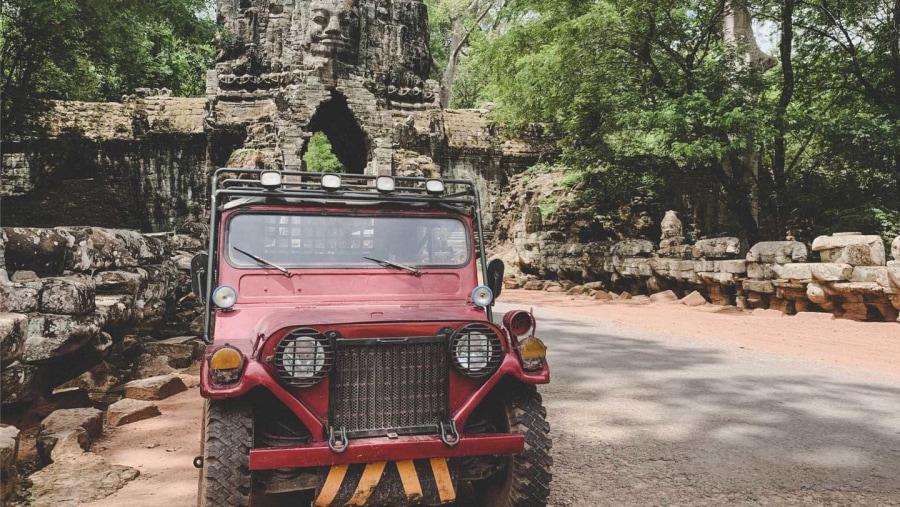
top-left (233, 247), bottom-right (292, 277)
top-left (363, 256), bottom-right (421, 276)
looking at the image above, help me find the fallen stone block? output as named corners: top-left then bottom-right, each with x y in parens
top-left (812, 233), bottom-right (886, 266)
top-left (746, 241), bottom-right (808, 264)
top-left (2, 227), bottom-right (72, 274)
top-left (544, 282), bottom-right (565, 293)
top-left (593, 290), bottom-right (613, 300)
top-left (23, 450), bottom-right (139, 506)
top-left (106, 399), bottom-right (161, 427)
top-left (692, 237), bottom-right (741, 259)
top-left (36, 408), bottom-right (103, 464)
top-left (0, 313), bottom-right (27, 365)
top-left (123, 374), bottom-right (187, 400)
top-left (158, 335), bottom-right (205, 358)
top-left (522, 280), bottom-right (545, 291)
top-left (681, 291), bottom-right (707, 307)
top-left (893, 236), bottom-right (899, 261)
top-left (57, 361), bottom-right (129, 401)
top-left (566, 285), bottom-right (590, 295)
top-left (39, 275), bottom-right (96, 315)
top-left (135, 354), bottom-right (178, 378)
top-left (0, 424), bottom-right (20, 501)
top-left (616, 292), bottom-right (633, 300)
top-left (650, 290), bottom-right (678, 303)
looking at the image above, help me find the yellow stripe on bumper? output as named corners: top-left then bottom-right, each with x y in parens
top-left (314, 464), bottom-right (349, 507)
top-left (430, 458), bottom-right (456, 503)
top-left (346, 461), bottom-right (387, 506)
top-left (396, 460), bottom-right (423, 501)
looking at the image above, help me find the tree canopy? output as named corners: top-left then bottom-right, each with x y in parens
top-left (434, 0), bottom-right (900, 243)
top-left (1, 0), bottom-right (216, 131)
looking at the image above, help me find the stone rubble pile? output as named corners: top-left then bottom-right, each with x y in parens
top-left (0, 226), bottom-right (202, 407)
top-left (510, 209), bottom-right (900, 322)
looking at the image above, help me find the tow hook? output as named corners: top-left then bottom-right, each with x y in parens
top-left (193, 456), bottom-right (204, 469)
top-left (328, 426), bottom-right (348, 453)
top-left (439, 420), bottom-right (460, 447)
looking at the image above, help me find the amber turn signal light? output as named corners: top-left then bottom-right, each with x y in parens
top-left (518, 336), bottom-right (547, 372)
top-left (209, 346), bottom-right (244, 384)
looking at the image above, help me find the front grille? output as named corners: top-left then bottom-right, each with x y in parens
top-left (330, 339), bottom-right (448, 438)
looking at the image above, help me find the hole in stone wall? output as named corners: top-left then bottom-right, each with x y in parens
top-left (303, 92), bottom-right (369, 174)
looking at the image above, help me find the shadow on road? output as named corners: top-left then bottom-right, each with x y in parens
top-left (533, 313), bottom-right (900, 505)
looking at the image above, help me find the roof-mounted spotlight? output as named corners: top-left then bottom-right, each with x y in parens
top-left (259, 171), bottom-right (283, 190)
top-left (425, 179), bottom-right (445, 196)
top-left (375, 176), bottom-right (396, 193)
top-left (321, 174), bottom-right (342, 191)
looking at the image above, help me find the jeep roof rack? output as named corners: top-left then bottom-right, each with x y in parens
top-left (212, 169), bottom-right (479, 208)
top-left (200, 168), bottom-right (492, 342)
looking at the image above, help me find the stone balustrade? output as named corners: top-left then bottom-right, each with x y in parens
top-left (511, 227), bottom-right (900, 323)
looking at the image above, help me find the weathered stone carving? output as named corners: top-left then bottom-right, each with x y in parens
top-left (659, 210), bottom-right (684, 249)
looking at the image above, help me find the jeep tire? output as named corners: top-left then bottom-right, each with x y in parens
top-left (198, 399), bottom-right (253, 507)
top-left (473, 383), bottom-right (553, 507)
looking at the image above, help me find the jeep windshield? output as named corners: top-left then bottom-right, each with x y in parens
top-left (226, 213), bottom-right (470, 269)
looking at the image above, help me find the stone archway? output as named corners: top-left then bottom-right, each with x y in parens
top-left (303, 92), bottom-right (369, 174)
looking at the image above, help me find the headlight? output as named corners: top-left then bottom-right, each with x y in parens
top-left (450, 323), bottom-right (502, 378)
top-left (209, 345), bottom-right (244, 384)
top-left (470, 285), bottom-right (493, 308)
top-left (212, 285), bottom-right (237, 310)
top-left (274, 329), bottom-right (334, 387)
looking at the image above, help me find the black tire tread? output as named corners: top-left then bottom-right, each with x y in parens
top-left (481, 383), bottom-right (553, 507)
top-left (199, 399), bottom-right (253, 507)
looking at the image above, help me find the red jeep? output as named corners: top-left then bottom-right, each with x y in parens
top-left (192, 170), bottom-right (551, 506)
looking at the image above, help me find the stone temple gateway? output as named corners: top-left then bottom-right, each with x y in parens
top-left (209, 0), bottom-right (440, 174)
top-left (1, 0), bottom-right (555, 232)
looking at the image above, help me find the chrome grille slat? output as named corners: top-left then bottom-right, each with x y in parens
top-left (331, 341), bottom-right (448, 438)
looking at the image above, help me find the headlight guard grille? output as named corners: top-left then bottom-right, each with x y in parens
top-left (273, 328), bottom-right (334, 387)
top-left (449, 323), bottom-right (503, 378)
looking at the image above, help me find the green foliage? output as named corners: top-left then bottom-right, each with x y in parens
top-left (1, 0), bottom-right (216, 131)
top-left (303, 132), bottom-right (344, 173)
top-left (459, 0), bottom-right (900, 241)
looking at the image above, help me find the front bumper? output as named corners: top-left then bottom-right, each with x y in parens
top-left (249, 432), bottom-right (524, 470)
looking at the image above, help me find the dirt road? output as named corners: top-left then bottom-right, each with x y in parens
top-left (83, 293), bottom-right (900, 506)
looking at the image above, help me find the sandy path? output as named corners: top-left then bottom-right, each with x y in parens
top-left (84, 387), bottom-right (203, 507)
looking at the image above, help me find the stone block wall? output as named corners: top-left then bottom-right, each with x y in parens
top-left (507, 220), bottom-right (900, 323)
top-left (0, 227), bottom-right (199, 408)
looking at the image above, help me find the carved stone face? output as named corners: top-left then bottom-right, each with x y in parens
top-left (305, 0), bottom-right (360, 63)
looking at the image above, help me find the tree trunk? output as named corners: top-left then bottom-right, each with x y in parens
top-left (773, 0), bottom-right (795, 234)
top-left (721, 1), bottom-right (774, 240)
top-left (440, 18), bottom-right (467, 108)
